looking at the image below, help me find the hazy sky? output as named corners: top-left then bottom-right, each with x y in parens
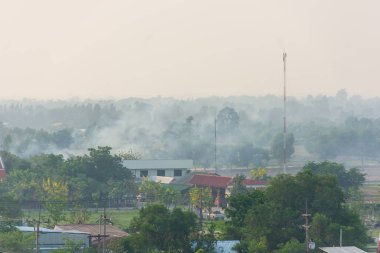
top-left (0, 0), bottom-right (379, 99)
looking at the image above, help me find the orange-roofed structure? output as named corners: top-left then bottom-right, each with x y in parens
top-left (189, 174), bottom-right (266, 207)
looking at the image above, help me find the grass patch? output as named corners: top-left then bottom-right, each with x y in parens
top-left (88, 208), bottom-right (139, 229)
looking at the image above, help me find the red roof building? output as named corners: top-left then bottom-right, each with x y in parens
top-left (189, 174), bottom-right (267, 207)
top-left (0, 156), bottom-right (5, 181)
top-left (189, 174), bottom-right (233, 188)
top-left (189, 174), bottom-right (266, 189)
top-left (241, 178), bottom-right (266, 189)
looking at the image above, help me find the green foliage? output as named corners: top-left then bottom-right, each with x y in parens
top-left (126, 204), bottom-right (197, 253)
top-left (0, 150), bottom-right (30, 171)
top-left (0, 230), bottom-right (34, 253)
top-left (225, 190), bottom-right (265, 237)
top-left (0, 194), bottom-right (22, 218)
top-left (138, 177), bottom-right (180, 206)
top-left (189, 186), bottom-right (213, 214)
top-left (225, 167), bottom-right (369, 252)
top-left (3, 169), bottom-right (39, 201)
top-left (41, 178), bottom-right (68, 226)
top-left (250, 167), bottom-right (268, 180)
top-left (229, 175), bottom-right (248, 197)
top-left (138, 177), bottom-right (163, 203)
top-left (273, 239), bottom-right (304, 253)
top-left (193, 223), bottom-right (217, 253)
top-left (52, 237), bottom-right (90, 253)
top-left (1, 146), bottom-right (136, 205)
top-left (303, 161), bottom-right (365, 193)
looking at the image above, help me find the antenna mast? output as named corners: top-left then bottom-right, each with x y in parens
top-left (302, 200), bottom-right (311, 253)
top-left (214, 115), bottom-right (217, 174)
top-left (283, 52), bottom-right (287, 173)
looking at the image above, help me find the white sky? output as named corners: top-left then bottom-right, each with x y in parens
top-left (0, 0), bottom-right (379, 99)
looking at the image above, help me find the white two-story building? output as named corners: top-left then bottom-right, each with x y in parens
top-left (123, 159), bottom-right (193, 180)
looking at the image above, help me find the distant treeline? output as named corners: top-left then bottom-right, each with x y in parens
top-left (1, 91), bottom-right (380, 166)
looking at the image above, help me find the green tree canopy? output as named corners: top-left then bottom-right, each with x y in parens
top-left (126, 204), bottom-right (197, 253)
top-left (225, 168), bottom-right (369, 252)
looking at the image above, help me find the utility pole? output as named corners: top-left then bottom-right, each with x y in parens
top-left (302, 200), bottom-right (311, 253)
top-left (35, 202), bottom-right (41, 253)
top-left (199, 188), bottom-right (203, 228)
top-left (214, 116), bottom-right (217, 175)
top-left (98, 212), bottom-right (102, 253)
top-left (102, 206), bottom-right (106, 253)
top-left (283, 52), bottom-right (287, 174)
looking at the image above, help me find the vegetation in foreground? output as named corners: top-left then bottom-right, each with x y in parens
top-left (0, 153), bottom-right (372, 252)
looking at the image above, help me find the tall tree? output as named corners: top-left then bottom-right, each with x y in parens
top-left (217, 107), bottom-right (240, 135)
top-left (226, 169), bottom-right (369, 252)
top-left (127, 204), bottom-right (197, 253)
top-left (229, 174), bottom-right (248, 197)
top-left (271, 133), bottom-right (295, 164)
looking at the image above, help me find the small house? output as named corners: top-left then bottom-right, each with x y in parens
top-left (16, 226), bottom-right (90, 252)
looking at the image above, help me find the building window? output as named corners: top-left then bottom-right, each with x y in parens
top-left (140, 170), bottom-right (148, 177)
top-left (174, 169), bottom-right (182, 177)
top-left (157, 170), bottom-right (165, 176)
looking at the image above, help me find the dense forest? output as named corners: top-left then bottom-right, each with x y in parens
top-left (1, 90), bottom-right (380, 168)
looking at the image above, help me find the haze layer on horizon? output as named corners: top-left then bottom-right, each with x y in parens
top-left (0, 0), bottom-right (379, 100)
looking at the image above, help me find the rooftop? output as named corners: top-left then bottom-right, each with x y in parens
top-left (54, 224), bottom-right (128, 238)
top-left (189, 174), bottom-right (266, 188)
top-left (319, 246), bottom-right (367, 253)
top-left (123, 159), bottom-right (193, 169)
top-left (189, 174), bottom-right (233, 188)
top-left (16, 226), bottom-right (88, 235)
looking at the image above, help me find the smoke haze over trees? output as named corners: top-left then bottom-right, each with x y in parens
top-left (1, 91), bottom-right (380, 167)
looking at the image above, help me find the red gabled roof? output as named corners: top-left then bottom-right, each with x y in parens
top-left (189, 174), bottom-right (233, 188)
top-left (0, 156), bottom-right (5, 180)
top-left (242, 179), bottom-right (266, 186)
top-left (189, 174), bottom-right (267, 189)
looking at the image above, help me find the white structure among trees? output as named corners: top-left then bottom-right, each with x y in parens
top-left (123, 159), bottom-right (193, 179)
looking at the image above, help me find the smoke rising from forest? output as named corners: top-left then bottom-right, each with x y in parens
top-left (1, 91), bottom-right (380, 167)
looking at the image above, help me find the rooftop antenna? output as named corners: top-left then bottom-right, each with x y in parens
top-left (283, 52), bottom-right (287, 173)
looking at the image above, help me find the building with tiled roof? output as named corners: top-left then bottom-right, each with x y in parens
top-left (189, 174), bottom-right (266, 207)
top-left (189, 174), bottom-right (233, 188)
top-left (0, 156), bottom-right (6, 181)
top-left (55, 224), bottom-right (128, 245)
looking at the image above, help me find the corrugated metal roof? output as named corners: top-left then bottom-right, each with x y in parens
top-left (16, 226), bottom-right (88, 234)
top-left (123, 159), bottom-right (193, 169)
top-left (54, 224), bottom-right (128, 238)
top-left (215, 240), bottom-right (239, 253)
top-left (319, 246), bottom-right (367, 253)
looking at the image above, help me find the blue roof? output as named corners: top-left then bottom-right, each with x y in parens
top-left (215, 240), bottom-right (239, 253)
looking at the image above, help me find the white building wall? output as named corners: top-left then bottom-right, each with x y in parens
top-left (125, 160), bottom-right (192, 179)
